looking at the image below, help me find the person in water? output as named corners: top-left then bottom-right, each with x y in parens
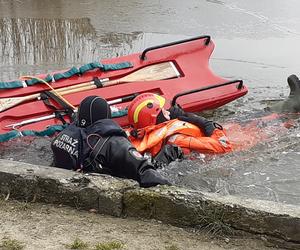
top-left (51, 96), bottom-right (171, 188)
top-left (126, 74), bottom-right (300, 160)
top-left (126, 93), bottom-right (232, 164)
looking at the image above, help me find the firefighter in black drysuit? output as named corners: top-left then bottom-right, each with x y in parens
top-left (51, 96), bottom-right (171, 188)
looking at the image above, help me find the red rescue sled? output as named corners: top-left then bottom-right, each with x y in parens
top-left (0, 36), bottom-right (247, 136)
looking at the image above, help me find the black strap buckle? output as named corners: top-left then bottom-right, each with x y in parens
top-left (41, 91), bottom-right (75, 123)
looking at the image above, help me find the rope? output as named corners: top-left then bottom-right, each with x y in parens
top-left (20, 75), bottom-right (76, 110)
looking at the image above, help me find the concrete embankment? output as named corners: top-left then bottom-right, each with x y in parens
top-left (0, 159), bottom-right (299, 249)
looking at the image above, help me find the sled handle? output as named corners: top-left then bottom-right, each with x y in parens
top-left (171, 80), bottom-right (244, 106)
top-left (140, 35), bottom-right (211, 61)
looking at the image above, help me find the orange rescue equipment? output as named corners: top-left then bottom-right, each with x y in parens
top-left (128, 93), bottom-right (166, 129)
top-left (128, 119), bottom-right (232, 156)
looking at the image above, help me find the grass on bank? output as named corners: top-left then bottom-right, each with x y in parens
top-left (0, 237), bottom-right (25, 250)
top-left (67, 238), bottom-right (89, 249)
top-left (66, 238), bottom-right (124, 250)
top-left (165, 244), bottom-right (180, 250)
top-left (197, 203), bottom-right (233, 237)
top-left (94, 241), bottom-right (124, 250)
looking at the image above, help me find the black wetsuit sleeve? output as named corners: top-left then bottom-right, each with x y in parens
top-left (168, 104), bottom-right (187, 119)
top-left (168, 105), bottom-right (222, 137)
top-left (103, 136), bottom-right (144, 180)
top-left (98, 136), bottom-right (170, 187)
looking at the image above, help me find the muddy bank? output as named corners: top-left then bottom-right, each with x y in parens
top-left (0, 159), bottom-right (299, 249)
top-left (0, 200), bottom-right (280, 250)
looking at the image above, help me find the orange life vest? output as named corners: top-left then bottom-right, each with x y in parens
top-left (127, 119), bottom-right (232, 156)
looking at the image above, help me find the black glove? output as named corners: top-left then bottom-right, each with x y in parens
top-left (153, 144), bottom-right (184, 168)
top-left (139, 169), bottom-right (172, 187)
top-left (168, 104), bottom-right (186, 119)
top-left (178, 114), bottom-right (222, 136)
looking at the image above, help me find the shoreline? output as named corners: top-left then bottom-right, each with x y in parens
top-left (0, 159), bottom-right (299, 249)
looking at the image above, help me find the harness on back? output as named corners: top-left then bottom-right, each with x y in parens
top-left (83, 133), bottom-right (112, 174)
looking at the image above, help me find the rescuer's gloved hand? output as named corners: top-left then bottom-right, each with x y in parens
top-left (138, 168), bottom-right (172, 187)
top-left (168, 104), bottom-right (186, 119)
top-left (178, 114), bottom-right (223, 137)
top-left (153, 144), bottom-right (184, 168)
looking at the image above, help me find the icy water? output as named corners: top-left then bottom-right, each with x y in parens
top-left (0, 0), bottom-right (300, 205)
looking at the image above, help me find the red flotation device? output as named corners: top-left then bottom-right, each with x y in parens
top-left (0, 36), bottom-right (248, 138)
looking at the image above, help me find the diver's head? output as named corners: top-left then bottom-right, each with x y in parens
top-left (128, 93), bottom-right (169, 129)
top-left (78, 96), bottom-right (111, 127)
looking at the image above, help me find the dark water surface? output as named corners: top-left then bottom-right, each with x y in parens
top-left (0, 0), bottom-right (300, 205)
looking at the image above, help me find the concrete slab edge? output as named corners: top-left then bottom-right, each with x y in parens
top-left (0, 159), bottom-right (299, 247)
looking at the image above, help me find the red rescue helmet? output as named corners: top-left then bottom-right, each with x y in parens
top-left (128, 93), bottom-right (166, 129)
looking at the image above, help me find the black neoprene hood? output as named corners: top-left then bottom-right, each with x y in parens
top-left (78, 96), bottom-right (111, 127)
